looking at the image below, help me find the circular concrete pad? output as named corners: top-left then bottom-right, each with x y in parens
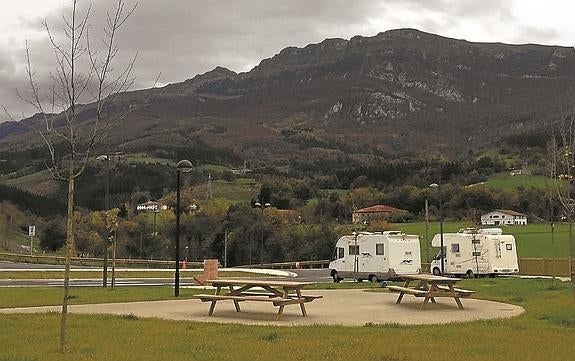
top-left (0, 289), bottom-right (523, 326)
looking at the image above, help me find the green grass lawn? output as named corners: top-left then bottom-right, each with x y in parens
top-left (0, 286), bottom-right (206, 308)
top-left (0, 278), bottom-right (574, 360)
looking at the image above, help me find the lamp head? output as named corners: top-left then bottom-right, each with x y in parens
top-left (429, 183), bottom-right (439, 188)
top-left (176, 159), bottom-right (193, 173)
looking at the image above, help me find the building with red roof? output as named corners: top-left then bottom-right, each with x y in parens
top-left (352, 204), bottom-right (407, 224)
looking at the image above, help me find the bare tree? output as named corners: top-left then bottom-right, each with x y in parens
top-left (19, 0), bottom-right (138, 351)
top-left (548, 109), bottom-right (575, 303)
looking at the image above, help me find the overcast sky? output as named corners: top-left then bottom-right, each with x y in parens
top-left (1, 0), bottom-right (575, 121)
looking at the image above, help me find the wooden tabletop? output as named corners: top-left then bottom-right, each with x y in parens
top-left (206, 278), bottom-right (314, 287)
top-left (401, 274), bottom-right (461, 282)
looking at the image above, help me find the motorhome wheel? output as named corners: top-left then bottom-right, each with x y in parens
top-left (332, 271), bottom-right (342, 283)
top-left (432, 267), bottom-right (441, 276)
top-left (466, 270), bottom-right (475, 279)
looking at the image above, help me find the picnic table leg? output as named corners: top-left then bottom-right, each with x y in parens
top-left (454, 297), bottom-right (464, 309)
top-left (276, 288), bottom-right (289, 320)
top-left (421, 296), bottom-right (431, 310)
top-left (296, 288), bottom-right (307, 317)
top-left (208, 285), bottom-right (222, 316)
top-left (396, 279), bottom-right (411, 304)
top-left (208, 300), bottom-right (217, 316)
top-left (446, 283), bottom-right (464, 310)
top-left (229, 285), bottom-right (241, 312)
top-left (276, 304), bottom-right (285, 321)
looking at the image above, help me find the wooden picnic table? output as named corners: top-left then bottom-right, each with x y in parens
top-left (193, 278), bottom-right (322, 320)
top-left (387, 274), bottom-right (474, 310)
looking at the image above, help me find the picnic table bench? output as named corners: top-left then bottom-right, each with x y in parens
top-left (193, 278), bottom-right (322, 320)
top-left (388, 274), bottom-right (475, 310)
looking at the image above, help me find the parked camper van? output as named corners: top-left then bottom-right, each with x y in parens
top-left (329, 231), bottom-right (421, 282)
top-left (430, 228), bottom-right (519, 278)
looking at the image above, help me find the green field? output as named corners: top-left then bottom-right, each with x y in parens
top-left (3, 169), bottom-right (52, 186)
top-left (390, 222), bottom-right (572, 259)
top-left (484, 172), bottom-right (553, 191)
top-left (196, 164), bottom-right (232, 173)
top-left (124, 153), bottom-right (174, 165)
top-left (191, 177), bottom-right (258, 203)
top-left (0, 278), bottom-right (574, 360)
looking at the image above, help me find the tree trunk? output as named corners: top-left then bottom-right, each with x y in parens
top-left (59, 166), bottom-right (75, 352)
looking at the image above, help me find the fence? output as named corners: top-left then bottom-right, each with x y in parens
top-left (518, 257), bottom-right (573, 277)
top-left (0, 252), bottom-right (203, 269)
top-left (1, 252), bottom-right (572, 277)
top-left (236, 260), bottom-right (331, 269)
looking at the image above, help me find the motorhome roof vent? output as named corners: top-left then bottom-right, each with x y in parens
top-left (458, 228), bottom-right (479, 234)
top-left (478, 228), bottom-right (503, 235)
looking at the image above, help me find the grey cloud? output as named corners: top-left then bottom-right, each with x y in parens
top-left (73, 0), bottom-right (382, 81)
top-left (513, 25), bottom-right (561, 45)
top-left (5, 0), bottom-right (384, 119)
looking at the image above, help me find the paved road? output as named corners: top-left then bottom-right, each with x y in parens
top-left (0, 261), bottom-right (332, 287)
top-left (0, 261), bottom-right (93, 269)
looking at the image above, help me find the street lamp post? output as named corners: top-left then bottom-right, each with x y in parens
top-left (96, 154), bottom-right (110, 288)
top-left (224, 230), bottom-right (229, 269)
top-left (175, 159), bottom-right (193, 297)
top-left (429, 182), bottom-right (444, 275)
top-left (254, 202), bottom-right (271, 268)
top-left (353, 231), bottom-right (359, 282)
top-left (424, 198), bottom-right (430, 271)
top-left (153, 208), bottom-right (159, 237)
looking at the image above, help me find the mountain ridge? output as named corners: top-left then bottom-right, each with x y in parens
top-left (1, 28), bottom-right (574, 164)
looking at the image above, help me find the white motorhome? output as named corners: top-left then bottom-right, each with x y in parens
top-left (430, 228), bottom-right (519, 278)
top-left (329, 231), bottom-right (421, 282)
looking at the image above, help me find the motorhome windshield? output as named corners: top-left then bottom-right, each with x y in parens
top-left (433, 251), bottom-right (446, 260)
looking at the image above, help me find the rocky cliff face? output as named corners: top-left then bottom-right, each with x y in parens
top-left (2, 28), bottom-right (575, 159)
top-left (190, 29), bottom-right (574, 151)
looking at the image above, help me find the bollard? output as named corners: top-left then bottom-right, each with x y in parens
top-left (203, 259), bottom-right (219, 280)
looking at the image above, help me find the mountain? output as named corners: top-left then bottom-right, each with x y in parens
top-left (2, 28), bottom-right (574, 168)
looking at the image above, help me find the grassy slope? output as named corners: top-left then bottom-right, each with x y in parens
top-left (0, 278), bottom-right (574, 360)
top-left (2, 169), bottom-right (59, 195)
top-left (484, 172), bottom-right (552, 191)
top-left (190, 177), bottom-right (258, 203)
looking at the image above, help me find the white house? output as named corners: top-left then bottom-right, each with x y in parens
top-left (136, 201), bottom-right (167, 212)
top-left (481, 210), bottom-right (527, 226)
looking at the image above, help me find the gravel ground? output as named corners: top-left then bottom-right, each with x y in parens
top-left (0, 289), bottom-right (524, 326)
